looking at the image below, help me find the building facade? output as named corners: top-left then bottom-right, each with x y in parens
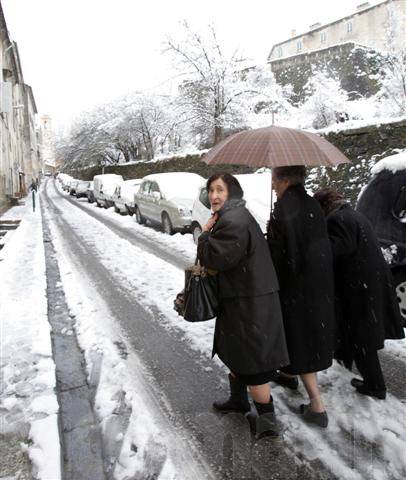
top-left (39, 115), bottom-right (56, 174)
top-left (268, 0), bottom-right (406, 62)
top-left (0, 2), bottom-right (42, 210)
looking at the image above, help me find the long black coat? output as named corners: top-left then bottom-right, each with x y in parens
top-left (197, 200), bottom-right (289, 375)
top-left (268, 185), bottom-right (335, 375)
top-left (327, 204), bottom-right (404, 356)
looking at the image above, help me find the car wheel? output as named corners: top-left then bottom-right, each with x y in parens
top-left (162, 212), bottom-right (173, 235)
top-left (135, 206), bottom-right (145, 225)
top-left (114, 205), bottom-right (120, 213)
top-left (96, 200), bottom-right (101, 207)
top-left (394, 269), bottom-right (406, 327)
top-left (191, 223), bottom-right (202, 244)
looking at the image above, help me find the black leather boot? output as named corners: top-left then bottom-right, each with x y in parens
top-left (213, 374), bottom-right (250, 413)
top-left (252, 398), bottom-right (279, 439)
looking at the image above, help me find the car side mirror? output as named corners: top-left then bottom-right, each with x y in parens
top-left (152, 191), bottom-right (161, 200)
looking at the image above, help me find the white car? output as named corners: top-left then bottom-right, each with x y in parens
top-left (191, 172), bottom-right (273, 244)
top-left (112, 179), bottom-right (142, 214)
top-left (76, 180), bottom-right (91, 199)
top-left (93, 174), bottom-right (124, 208)
top-left (134, 172), bottom-right (205, 234)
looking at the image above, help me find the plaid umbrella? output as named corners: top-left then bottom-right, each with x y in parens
top-left (202, 125), bottom-right (350, 167)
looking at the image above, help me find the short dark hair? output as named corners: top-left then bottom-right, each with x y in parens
top-left (206, 173), bottom-right (244, 199)
top-left (313, 188), bottom-right (344, 215)
top-left (272, 166), bottom-right (306, 185)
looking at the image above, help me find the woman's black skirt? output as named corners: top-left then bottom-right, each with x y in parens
top-left (232, 369), bottom-right (276, 386)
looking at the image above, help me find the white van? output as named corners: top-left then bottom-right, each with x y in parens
top-left (93, 174), bottom-right (123, 208)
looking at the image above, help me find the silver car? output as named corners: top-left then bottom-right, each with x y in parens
top-left (134, 172), bottom-right (205, 234)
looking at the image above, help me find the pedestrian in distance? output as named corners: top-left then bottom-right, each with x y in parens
top-left (29, 179), bottom-right (38, 192)
top-left (197, 173), bottom-right (290, 439)
top-left (313, 188), bottom-right (405, 400)
top-left (267, 166), bottom-right (335, 428)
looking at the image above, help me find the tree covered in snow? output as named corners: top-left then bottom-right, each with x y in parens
top-left (164, 22), bottom-right (293, 146)
top-left (374, 4), bottom-right (406, 115)
top-left (56, 105), bottom-right (121, 170)
top-left (57, 92), bottom-right (190, 168)
top-left (300, 70), bottom-right (350, 129)
top-left (374, 49), bottom-right (406, 115)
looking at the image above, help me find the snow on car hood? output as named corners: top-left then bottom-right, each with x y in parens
top-left (371, 150), bottom-right (406, 175)
top-left (167, 197), bottom-right (194, 211)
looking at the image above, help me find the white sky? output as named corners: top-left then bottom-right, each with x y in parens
top-left (2, 0), bottom-right (382, 129)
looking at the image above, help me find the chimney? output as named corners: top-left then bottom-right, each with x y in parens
top-left (356, 2), bottom-right (370, 11)
top-left (309, 22), bottom-right (321, 30)
top-left (291, 29), bottom-right (296, 37)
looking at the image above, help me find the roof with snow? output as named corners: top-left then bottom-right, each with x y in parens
top-left (371, 151), bottom-right (406, 175)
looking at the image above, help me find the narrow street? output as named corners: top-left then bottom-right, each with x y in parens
top-left (39, 179), bottom-right (406, 480)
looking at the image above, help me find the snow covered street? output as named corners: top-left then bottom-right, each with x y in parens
top-left (1, 179), bottom-right (406, 480)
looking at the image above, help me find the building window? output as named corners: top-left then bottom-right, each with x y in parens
top-left (320, 32), bottom-right (326, 43)
top-left (297, 40), bottom-right (302, 52)
top-left (347, 21), bottom-right (353, 33)
top-left (277, 46), bottom-right (283, 58)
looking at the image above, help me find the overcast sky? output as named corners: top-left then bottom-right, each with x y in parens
top-left (2, 0), bottom-right (381, 129)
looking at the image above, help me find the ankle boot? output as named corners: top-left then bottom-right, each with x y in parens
top-left (251, 397), bottom-right (279, 439)
top-left (213, 374), bottom-right (250, 413)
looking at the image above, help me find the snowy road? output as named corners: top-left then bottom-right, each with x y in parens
top-left (41, 179), bottom-right (406, 480)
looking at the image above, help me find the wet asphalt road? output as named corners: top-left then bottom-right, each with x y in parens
top-left (41, 179), bottom-right (406, 480)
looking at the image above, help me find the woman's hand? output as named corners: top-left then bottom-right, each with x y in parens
top-left (203, 213), bottom-right (219, 232)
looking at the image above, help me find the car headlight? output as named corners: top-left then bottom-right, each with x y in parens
top-left (178, 206), bottom-right (192, 216)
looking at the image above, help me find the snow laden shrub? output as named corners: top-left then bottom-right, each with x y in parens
top-left (374, 49), bottom-right (406, 116)
top-left (299, 70), bottom-right (350, 130)
top-left (244, 66), bottom-right (295, 128)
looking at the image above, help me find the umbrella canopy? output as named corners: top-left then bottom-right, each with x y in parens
top-left (202, 125), bottom-right (350, 167)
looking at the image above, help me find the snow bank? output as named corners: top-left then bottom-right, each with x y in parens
top-left (371, 151), bottom-right (406, 175)
top-left (0, 193), bottom-right (61, 480)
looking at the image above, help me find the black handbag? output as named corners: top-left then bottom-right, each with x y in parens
top-left (174, 258), bottom-right (218, 322)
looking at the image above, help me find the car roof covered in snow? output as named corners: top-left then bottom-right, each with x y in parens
top-left (143, 172), bottom-right (205, 199)
top-left (371, 151), bottom-right (406, 175)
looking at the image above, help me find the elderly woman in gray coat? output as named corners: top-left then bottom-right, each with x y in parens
top-left (197, 173), bottom-right (289, 439)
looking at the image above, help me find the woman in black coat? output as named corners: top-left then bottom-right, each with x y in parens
top-left (197, 173), bottom-right (289, 439)
top-left (267, 166), bottom-right (335, 428)
top-left (314, 188), bottom-right (405, 399)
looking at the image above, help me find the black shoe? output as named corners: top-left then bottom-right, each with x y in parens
top-left (299, 404), bottom-right (328, 428)
top-left (354, 384), bottom-right (386, 400)
top-left (213, 374), bottom-right (250, 414)
top-left (249, 398), bottom-right (279, 440)
top-left (351, 378), bottom-right (364, 389)
top-left (270, 371), bottom-right (299, 390)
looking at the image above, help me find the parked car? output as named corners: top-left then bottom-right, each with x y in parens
top-left (87, 181), bottom-right (95, 203)
top-left (134, 172), bottom-right (205, 234)
top-left (69, 180), bottom-right (79, 195)
top-left (112, 179), bottom-right (142, 214)
top-left (61, 177), bottom-right (73, 192)
top-left (356, 151), bottom-right (406, 326)
top-left (57, 173), bottom-right (74, 192)
top-left (76, 180), bottom-right (91, 199)
top-left (93, 174), bottom-right (124, 208)
top-left (103, 181), bottom-right (122, 209)
top-left (191, 185), bottom-right (211, 243)
top-left (191, 172), bottom-right (273, 244)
